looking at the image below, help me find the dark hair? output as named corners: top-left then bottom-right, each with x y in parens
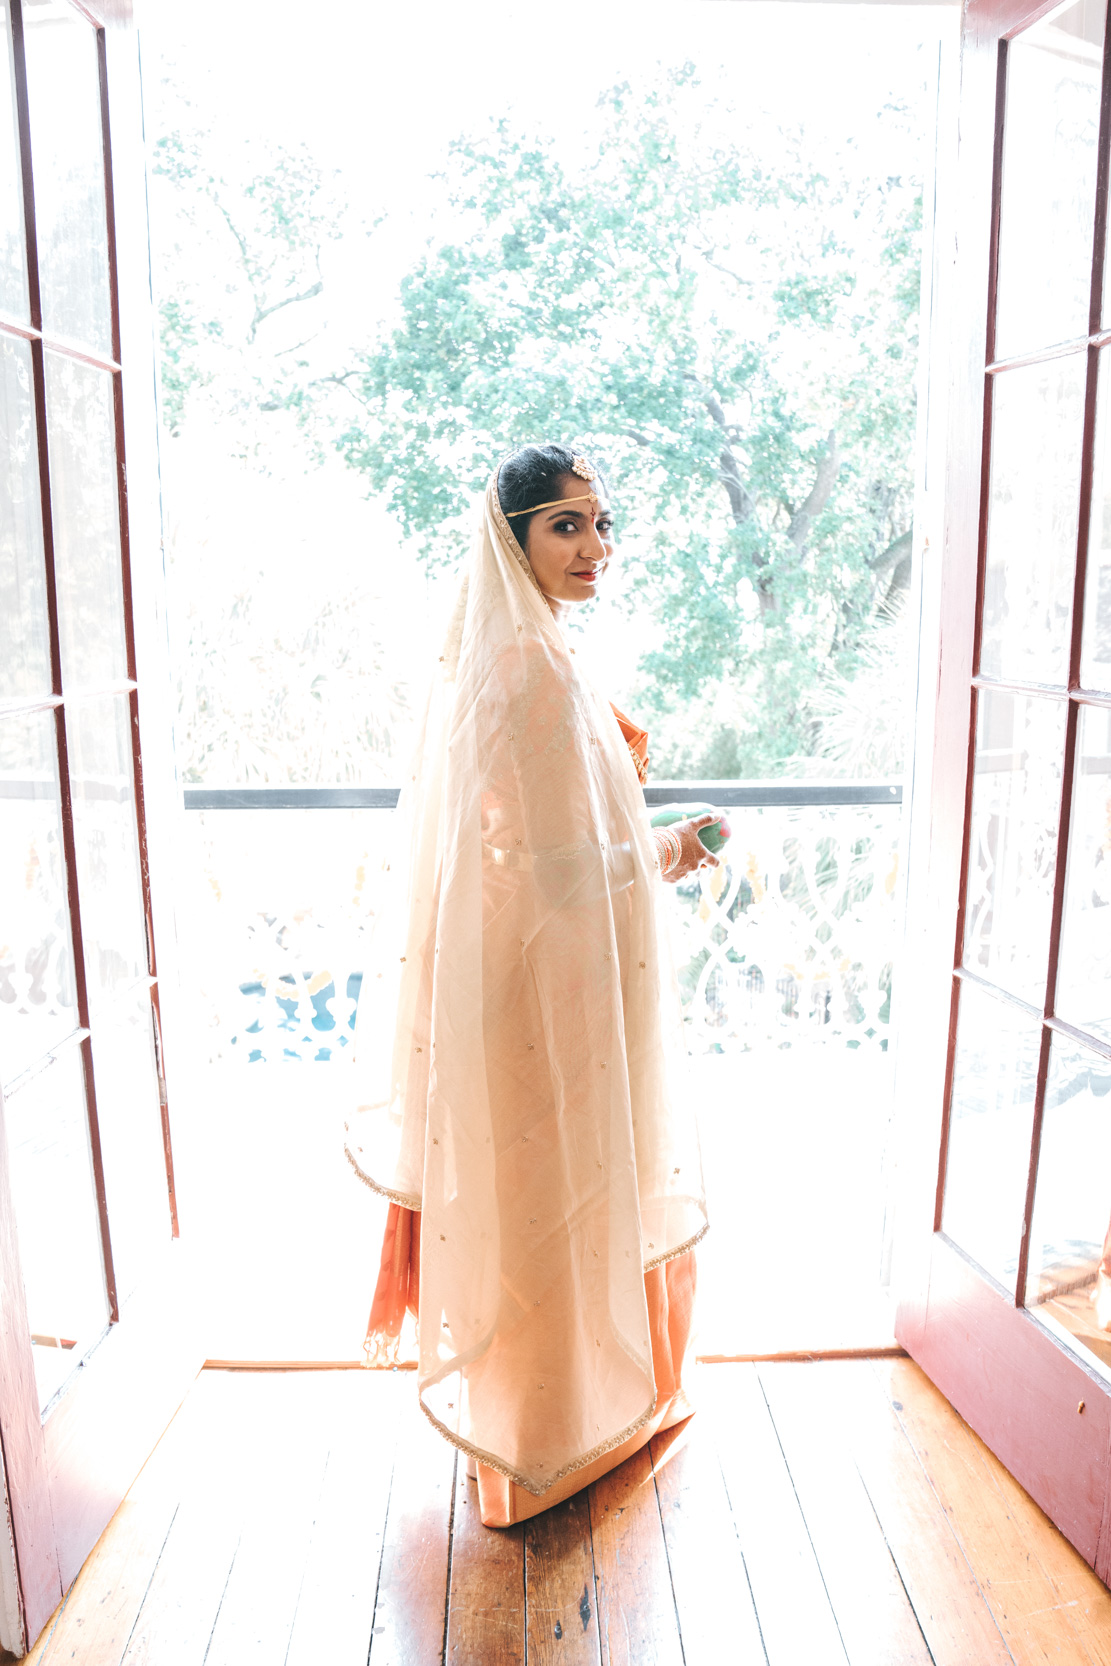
top-left (496, 442), bottom-right (610, 548)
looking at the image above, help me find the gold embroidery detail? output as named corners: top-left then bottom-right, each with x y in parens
top-left (414, 1378), bottom-right (662, 1497)
top-left (343, 1146), bottom-right (421, 1210)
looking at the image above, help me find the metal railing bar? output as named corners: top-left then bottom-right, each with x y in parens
top-left (184, 785), bottom-right (401, 810)
top-left (181, 780), bottom-right (904, 812)
top-left (642, 780), bottom-right (903, 808)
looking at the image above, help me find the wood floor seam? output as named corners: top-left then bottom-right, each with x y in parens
top-left (870, 1367), bottom-right (1021, 1666)
top-left (648, 1454), bottom-right (687, 1666)
top-left (851, 1455), bottom-right (941, 1665)
top-left (708, 1425), bottom-right (770, 1663)
top-left (365, 1435), bottom-right (399, 1661)
top-left (754, 1364), bottom-right (852, 1664)
top-left (200, 1534), bottom-right (241, 1666)
top-left (584, 1495), bottom-right (602, 1666)
top-left (280, 1449), bottom-right (332, 1666)
top-left (117, 1501), bottom-right (182, 1666)
top-left (520, 1496), bottom-right (528, 1666)
top-left (440, 1450), bottom-right (457, 1666)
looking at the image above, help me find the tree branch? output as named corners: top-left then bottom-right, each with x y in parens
top-left (209, 186), bottom-right (324, 344)
top-left (697, 249), bottom-right (751, 290)
top-left (274, 333), bottom-right (321, 357)
top-left (867, 528), bottom-right (912, 575)
top-left (787, 429), bottom-right (840, 553)
top-left (684, 372), bottom-right (755, 527)
top-left (306, 370), bottom-right (367, 407)
top-left (248, 281), bottom-right (323, 345)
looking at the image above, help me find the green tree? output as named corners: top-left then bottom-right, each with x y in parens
top-left (326, 66), bottom-right (920, 775)
top-left (153, 66), bottom-right (921, 778)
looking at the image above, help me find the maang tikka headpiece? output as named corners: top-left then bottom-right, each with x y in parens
top-left (504, 453), bottom-right (601, 518)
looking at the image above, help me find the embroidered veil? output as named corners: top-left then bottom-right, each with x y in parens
top-left (345, 471), bottom-right (707, 1495)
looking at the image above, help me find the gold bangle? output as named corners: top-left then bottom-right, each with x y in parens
top-left (656, 826), bottom-right (681, 874)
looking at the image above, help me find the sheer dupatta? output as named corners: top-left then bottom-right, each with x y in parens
top-left (345, 473), bottom-right (706, 1495)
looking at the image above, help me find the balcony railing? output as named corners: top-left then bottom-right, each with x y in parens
top-left (176, 782), bottom-right (903, 1063)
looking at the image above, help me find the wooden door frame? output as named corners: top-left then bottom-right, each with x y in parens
top-left (0, 1), bottom-right (200, 1652)
top-left (891, 0), bottom-right (1111, 1578)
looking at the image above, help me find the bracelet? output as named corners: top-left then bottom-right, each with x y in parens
top-left (654, 826), bottom-right (682, 874)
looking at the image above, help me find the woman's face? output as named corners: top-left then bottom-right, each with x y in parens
top-left (522, 473), bottom-right (615, 608)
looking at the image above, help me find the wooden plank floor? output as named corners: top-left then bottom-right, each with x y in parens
top-left (22, 1358), bottom-right (1111, 1666)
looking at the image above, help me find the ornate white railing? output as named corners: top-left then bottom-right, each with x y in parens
top-left (668, 802), bottom-right (901, 1052)
top-left (175, 783), bottom-right (903, 1062)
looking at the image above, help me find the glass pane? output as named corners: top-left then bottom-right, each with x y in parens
top-left (1057, 703), bottom-right (1111, 1043)
top-left (2, 1042), bottom-right (109, 1408)
top-left (941, 980), bottom-right (1042, 1294)
top-left (0, 333), bottom-right (49, 701)
top-left (980, 356), bottom-right (1085, 687)
top-left (0, 5), bottom-right (28, 318)
top-left (91, 990), bottom-right (168, 1304)
top-left (995, 0), bottom-right (1104, 358)
top-left (1027, 1033), bottom-right (1111, 1375)
top-left (963, 688), bottom-right (1065, 1006)
top-left (0, 708), bottom-right (77, 1086)
top-left (1083, 552), bottom-right (1111, 693)
top-left (45, 350), bottom-right (127, 691)
top-left (68, 693), bottom-right (147, 1007)
top-left (22, 0), bottom-right (111, 355)
top-left (1082, 349), bottom-right (1111, 694)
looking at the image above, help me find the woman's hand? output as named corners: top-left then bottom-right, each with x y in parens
top-left (656, 813), bottom-right (722, 885)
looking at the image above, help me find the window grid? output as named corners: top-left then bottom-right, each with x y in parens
top-left (1, 0), bottom-right (178, 1332)
top-left (937, 0), bottom-right (1111, 1318)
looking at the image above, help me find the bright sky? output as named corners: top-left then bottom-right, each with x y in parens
top-left (140, 1), bottom-right (954, 163)
top-left (140, 1), bottom-right (956, 342)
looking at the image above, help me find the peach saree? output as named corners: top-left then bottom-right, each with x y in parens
top-left (346, 471), bottom-right (707, 1524)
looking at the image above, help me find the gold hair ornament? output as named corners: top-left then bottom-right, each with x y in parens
top-left (505, 492), bottom-right (598, 519)
top-left (503, 454), bottom-right (600, 518)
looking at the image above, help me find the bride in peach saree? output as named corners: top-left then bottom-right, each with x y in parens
top-left (345, 444), bottom-right (712, 1527)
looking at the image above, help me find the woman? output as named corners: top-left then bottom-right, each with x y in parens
top-left (345, 443), bottom-right (713, 1527)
